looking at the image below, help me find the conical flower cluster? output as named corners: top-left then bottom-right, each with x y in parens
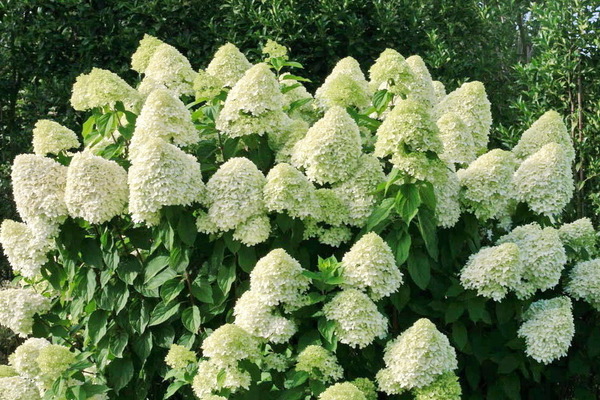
top-left (71, 68), bottom-right (141, 111)
top-left (319, 382), bottom-right (366, 400)
top-left (405, 55), bottom-right (436, 108)
top-left (315, 57), bottom-right (371, 110)
top-left (142, 43), bottom-right (196, 97)
top-left (368, 48), bottom-right (412, 95)
top-left (558, 218), bottom-right (597, 257)
top-left (295, 345), bottom-right (343, 383)
top-left (263, 163), bottom-right (317, 219)
top-left (0, 220), bottom-right (52, 278)
top-left (205, 43), bottom-right (252, 88)
top-left (131, 34), bottom-right (164, 73)
top-left (201, 324), bottom-right (262, 367)
top-left (565, 259), bottom-right (600, 309)
top-left (0, 289), bottom-right (51, 337)
top-left (436, 112), bottom-right (476, 165)
top-left (32, 120), bottom-right (80, 156)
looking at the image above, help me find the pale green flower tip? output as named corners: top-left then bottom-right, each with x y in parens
top-left (71, 68), bottom-right (140, 111)
top-left (296, 345), bottom-right (343, 383)
top-left (319, 382), bottom-right (367, 400)
top-left (368, 48), bottom-right (411, 95)
top-left (263, 39), bottom-right (288, 59)
top-left (131, 34), bottom-right (164, 73)
top-left (351, 378), bottom-right (378, 400)
top-left (0, 365), bottom-right (18, 378)
top-left (513, 110), bottom-right (574, 163)
top-left (413, 371), bottom-right (462, 400)
top-left (165, 344), bottom-right (197, 369)
top-left (206, 42), bottom-right (252, 87)
top-left (201, 324), bottom-right (262, 367)
top-left (32, 120), bottom-right (80, 156)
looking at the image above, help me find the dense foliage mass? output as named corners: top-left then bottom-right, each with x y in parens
top-left (0, 33), bottom-right (599, 400)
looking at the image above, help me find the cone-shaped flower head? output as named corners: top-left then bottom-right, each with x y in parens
top-left (71, 68), bottom-right (141, 111)
top-left (9, 338), bottom-right (51, 380)
top-left (374, 99), bottom-right (443, 159)
top-left (206, 43), bottom-right (252, 87)
top-left (456, 149), bottom-right (518, 221)
top-left (269, 118), bottom-right (309, 163)
top-left (292, 106), bottom-right (362, 185)
top-left (323, 289), bottom-right (388, 349)
top-left (368, 48), bottom-right (412, 95)
top-left (437, 112), bottom-right (477, 165)
top-left (413, 372), bottom-right (462, 400)
top-left (201, 324), bottom-right (262, 367)
top-left (497, 223), bottom-right (566, 299)
top-left (128, 137), bottom-right (204, 225)
top-left (133, 88), bottom-right (198, 147)
top-left (435, 81), bottom-right (492, 153)
top-left (513, 110), bottom-right (575, 163)
top-left (232, 214), bottom-right (271, 246)
top-left (280, 74), bottom-right (317, 123)
top-left (559, 218), bottom-right (597, 257)
top-left (0, 220), bottom-right (52, 278)
top-left (0, 376), bottom-right (41, 400)
top-left (262, 39), bottom-right (288, 59)
top-left (319, 382), bottom-right (366, 400)
top-left (65, 151), bottom-right (128, 224)
top-left (193, 69), bottom-right (224, 100)
top-left (341, 232), bottom-right (403, 301)
top-left (249, 249), bottom-right (311, 310)
top-left (518, 296), bottom-right (574, 364)
top-left (513, 142), bottom-right (573, 217)
top-left (165, 344), bottom-right (197, 369)
top-left (264, 163), bottom-right (316, 219)
top-left (216, 63), bottom-right (289, 138)
top-left (376, 318), bottom-right (457, 394)
top-left (566, 259), bottom-right (600, 309)
top-left (315, 57), bottom-right (371, 111)
top-left (317, 225), bottom-right (353, 247)
top-left (32, 120), bottom-right (80, 156)
top-left (233, 291), bottom-right (296, 343)
top-left (131, 34), bottom-right (165, 73)
top-left (295, 345), bottom-right (343, 383)
top-left (314, 189), bottom-right (349, 226)
top-left (0, 288), bottom-right (51, 337)
top-left (36, 345), bottom-right (76, 389)
top-left (351, 378), bottom-right (378, 400)
top-left (433, 164), bottom-right (461, 228)
top-left (432, 81), bottom-right (446, 104)
top-left (405, 55), bottom-right (436, 108)
top-left (192, 359), bottom-right (251, 398)
top-left (460, 243), bottom-right (524, 301)
top-left (205, 157), bottom-right (265, 231)
top-left (143, 43), bottom-right (196, 97)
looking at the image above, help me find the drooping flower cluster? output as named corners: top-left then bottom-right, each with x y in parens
top-left (32, 120), bottom-right (80, 156)
top-left (0, 288), bottom-right (51, 337)
top-left (558, 218), bottom-right (597, 256)
top-left (376, 319), bottom-right (457, 394)
top-left (322, 289), bottom-right (388, 348)
top-left (165, 344), bottom-right (197, 369)
top-left (340, 233), bottom-right (403, 301)
top-left (295, 345), bottom-right (343, 383)
top-left (71, 68), bottom-right (141, 111)
top-left (141, 43), bottom-right (196, 97)
top-left (517, 297), bottom-right (574, 364)
top-left (315, 57), bottom-right (371, 111)
top-left (0, 220), bottom-right (52, 278)
top-left (319, 382), bottom-right (367, 400)
top-left (565, 259), bottom-right (600, 309)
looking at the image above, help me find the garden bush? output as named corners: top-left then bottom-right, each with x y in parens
top-left (0, 36), bottom-right (599, 400)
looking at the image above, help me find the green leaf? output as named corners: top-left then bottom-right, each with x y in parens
top-left (366, 198), bottom-right (395, 230)
top-left (87, 310), bottom-right (108, 345)
top-left (237, 245), bottom-right (257, 273)
top-left (500, 373), bottom-right (521, 400)
top-left (217, 261), bottom-right (236, 295)
top-left (109, 331), bottom-right (129, 358)
top-left (395, 184), bottom-right (422, 223)
top-left (182, 306), bottom-right (201, 333)
top-left (318, 317), bottom-right (336, 345)
top-left (117, 257), bottom-right (142, 285)
top-left (288, 98), bottom-right (312, 113)
top-left (80, 239), bottom-right (103, 269)
top-left (281, 73), bottom-right (310, 82)
top-left (144, 255), bottom-right (170, 283)
top-left (107, 356), bottom-right (134, 393)
top-left (145, 268), bottom-right (177, 290)
top-left (164, 381), bottom-right (186, 398)
top-left (407, 250), bottom-right (431, 290)
top-left (149, 301), bottom-right (180, 327)
top-left (498, 355), bottom-right (520, 374)
top-left (417, 207), bottom-right (439, 260)
top-left (177, 216), bottom-right (197, 246)
top-left (160, 279), bottom-right (185, 303)
top-left (452, 321), bottom-right (468, 350)
top-left (395, 228), bottom-right (411, 265)
top-left (132, 331), bottom-right (153, 362)
top-left (130, 299), bottom-right (150, 334)
top-left (418, 181), bottom-right (437, 211)
top-left (445, 303), bottom-right (465, 323)
top-left (191, 278), bottom-right (214, 304)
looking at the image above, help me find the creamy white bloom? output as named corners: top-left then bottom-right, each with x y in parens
top-left (437, 112), bottom-right (476, 165)
top-left (433, 164), bottom-right (461, 228)
top-left (566, 259), bottom-right (600, 309)
top-left (268, 118), bottom-right (309, 163)
top-left (262, 353), bottom-right (290, 372)
top-left (131, 34), bottom-right (164, 73)
top-left (513, 142), bottom-right (573, 217)
top-left (413, 372), bottom-right (462, 400)
top-left (0, 376), bottom-right (41, 400)
top-left (233, 291), bottom-right (296, 343)
top-left (559, 218), bottom-right (597, 257)
top-left (9, 338), bottom-right (51, 379)
top-left (376, 318), bottom-right (457, 394)
top-left (32, 120), bottom-right (79, 156)
top-left (192, 359), bottom-right (251, 398)
top-left (280, 74), bottom-right (317, 123)
top-left (405, 55), bottom-right (436, 108)
top-left (71, 68), bottom-right (141, 111)
top-left (205, 157), bottom-right (265, 231)
top-left (65, 151), bottom-right (128, 224)
top-left (205, 43), bottom-right (252, 87)
top-left (432, 81), bottom-right (446, 105)
top-left (390, 149), bottom-right (446, 183)
top-left (264, 163), bottom-right (317, 219)
top-left (457, 149), bottom-right (518, 221)
top-left (143, 43), bottom-right (196, 97)
top-left (193, 69), bottom-right (224, 100)
top-left (497, 223), bottom-right (566, 299)
top-left (314, 189), bottom-right (349, 226)
top-left (296, 345), bottom-right (343, 383)
top-left (341, 232), bottom-right (402, 301)
top-left (165, 344), bottom-right (197, 369)
top-left (518, 297), bottom-right (574, 364)
top-left (317, 225), bottom-right (353, 247)
top-left (128, 137), bottom-right (204, 225)
top-left (315, 57), bottom-right (371, 111)
top-left (460, 243), bottom-right (523, 301)
top-left (232, 214), bottom-right (271, 246)
top-left (0, 220), bottom-right (52, 278)
top-left (323, 289), bottom-right (388, 349)
top-left (133, 88), bottom-right (198, 147)
top-left (292, 106), bottom-right (362, 185)
top-left (0, 288), bottom-right (51, 337)
top-left (201, 324), bottom-right (262, 367)
top-left (319, 382), bottom-right (366, 400)
top-left (368, 48), bottom-right (412, 95)
top-left (36, 344), bottom-right (76, 390)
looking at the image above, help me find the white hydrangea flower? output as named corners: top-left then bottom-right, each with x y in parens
top-left (518, 297), bottom-right (574, 364)
top-left (262, 353), bottom-right (290, 372)
top-left (195, 210), bottom-right (219, 235)
top-left (0, 376), bottom-right (41, 400)
top-left (559, 218), bottom-right (597, 256)
top-left (192, 359), bottom-right (251, 398)
top-left (143, 43), bottom-right (196, 97)
top-left (249, 249), bottom-right (311, 310)
top-left (437, 112), bottom-right (477, 165)
top-left (65, 151), bottom-right (128, 224)
top-left (405, 55), bottom-right (436, 108)
top-left (128, 137), bottom-right (204, 225)
top-left (513, 142), bottom-right (574, 217)
top-left (432, 81), bottom-right (446, 105)
top-left (36, 344), bottom-right (76, 390)
top-left (133, 88), bottom-right (199, 147)
top-left (413, 372), bottom-right (462, 400)
top-left (351, 378), bottom-right (378, 400)
top-left (280, 74), bottom-right (317, 123)
top-left (201, 324), bottom-right (262, 367)
top-left (232, 214), bottom-right (271, 246)
top-left (131, 34), bottom-right (164, 73)
top-left (0, 220), bottom-right (52, 278)
top-left (70, 68), bottom-right (141, 111)
top-left (497, 223), bottom-right (566, 299)
top-left (314, 189), bottom-right (349, 226)
top-left (368, 48), bottom-right (412, 95)
top-left (292, 106), bottom-right (362, 185)
top-left (216, 63), bottom-right (289, 138)
top-left (323, 289), bottom-right (388, 349)
top-left (315, 57), bottom-right (371, 111)
top-left (374, 99), bottom-right (443, 158)
top-left (565, 259), bottom-right (600, 309)
top-left (376, 318), bottom-right (457, 394)
top-left (512, 110), bottom-right (575, 163)
top-left (205, 157), bottom-right (265, 231)
top-left (205, 43), bottom-right (252, 87)
top-left (433, 164), bottom-right (461, 228)
top-left (434, 81), bottom-right (492, 154)
top-left (32, 120), bottom-right (80, 156)
top-left (0, 289), bottom-right (51, 337)
top-left (460, 243), bottom-right (523, 301)
top-left (317, 225), bottom-right (353, 247)
top-left (263, 163), bottom-right (317, 219)
top-left (165, 344), bottom-right (196, 369)
top-left (296, 345), bottom-right (343, 383)
top-left (341, 232), bottom-right (402, 301)
top-left (268, 118), bottom-right (309, 163)
top-left (9, 338), bottom-right (51, 379)
top-left (193, 69), bottom-right (224, 100)
top-left (319, 382), bottom-right (366, 400)
top-left (390, 148), bottom-right (447, 183)
top-left (233, 291), bottom-right (297, 344)
top-left (456, 149), bottom-right (518, 221)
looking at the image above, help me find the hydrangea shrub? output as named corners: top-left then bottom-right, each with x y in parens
top-left (0, 36), bottom-right (598, 400)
